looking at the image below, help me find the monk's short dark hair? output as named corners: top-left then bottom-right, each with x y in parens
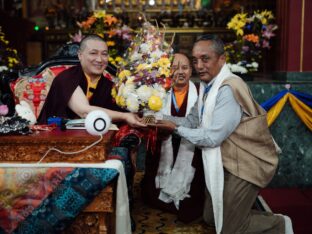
top-left (79, 34), bottom-right (106, 52)
top-left (195, 34), bottom-right (225, 55)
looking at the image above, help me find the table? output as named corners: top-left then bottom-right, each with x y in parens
top-left (0, 129), bottom-right (124, 234)
top-left (0, 129), bottom-right (115, 163)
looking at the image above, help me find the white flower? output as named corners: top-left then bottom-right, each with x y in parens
top-left (0, 66), bottom-right (8, 72)
top-left (122, 84), bottom-right (136, 98)
top-left (137, 85), bottom-right (153, 102)
top-left (251, 62), bottom-right (259, 68)
top-left (126, 95), bottom-right (139, 112)
top-left (228, 63), bottom-right (248, 74)
top-left (140, 43), bottom-right (150, 53)
top-left (117, 83), bottom-right (125, 96)
top-left (130, 51), bottom-right (142, 62)
top-left (125, 77), bottom-right (135, 85)
top-left (152, 84), bottom-right (166, 99)
top-left (245, 62), bottom-right (259, 72)
top-left (150, 49), bottom-right (163, 62)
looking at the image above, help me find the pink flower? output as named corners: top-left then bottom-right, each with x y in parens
top-left (115, 29), bottom-right (122, 36)
top-left (242, 46), bottom-right (249, 52)
top-left (0, 104), bottom-right (9, 116)
top-left (70, 30), bottom-right (84, 43)
top-left (262, 40), bottom-right (270, 49)
top-left (122, 33), bottom-right (132, 41)
top-left (262, 25), bottom-right (276, 39)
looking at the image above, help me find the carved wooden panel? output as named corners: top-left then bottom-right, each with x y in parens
top-left (0, 144), bottom-right (106, 162)
top-left (84, 185), bottom-right (115, 213)
top-left (0, 129), bottom-right (117, 234)
top-left (0, 130), bottom-right (115, 162)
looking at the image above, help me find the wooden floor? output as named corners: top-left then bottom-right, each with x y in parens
top-left (132, 172), bottom-right (216, 234)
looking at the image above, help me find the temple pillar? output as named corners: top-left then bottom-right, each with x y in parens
top-left (275, 0), bottom-right (312, 80)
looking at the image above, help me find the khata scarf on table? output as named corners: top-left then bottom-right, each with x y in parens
top-left (155, 81), bottom-right (198, 209)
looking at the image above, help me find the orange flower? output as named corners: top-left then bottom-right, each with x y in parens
top-left (79, 16), bottom-right (97, 29)
top-left (108, 30), bottom-right (117, 38)
top-left (104, 15), bottom-right (118, 26)
top-left (243, 34), bottom-right (259, 43)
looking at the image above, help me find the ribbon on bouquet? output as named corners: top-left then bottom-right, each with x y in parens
top-left (112, 124), bottom-right (158, 153)
top-left (145, 127), bottom-right (158, 153)
top-left (113, 124), bottom-right (144, 148)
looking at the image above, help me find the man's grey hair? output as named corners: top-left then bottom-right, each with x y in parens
top-left (79, 34), bottom-right (106, 52)
top-left (195, 34), bottom-right (225, 55)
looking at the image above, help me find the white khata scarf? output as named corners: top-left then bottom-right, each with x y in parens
top-left (155, 81), bottom-right (198, 209)
top-left (198, 64), bottom-right (233, 234)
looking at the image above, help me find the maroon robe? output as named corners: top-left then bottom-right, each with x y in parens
top-left (141, 90), bottom-right (205, 223)
top-left (38, 65), bottom-right (124, 124)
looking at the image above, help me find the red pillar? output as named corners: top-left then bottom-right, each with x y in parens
top-left (276, 0), bottom-right (312, 72)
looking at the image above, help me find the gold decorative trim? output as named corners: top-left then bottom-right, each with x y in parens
top-left (300, 0), bottom-right (305, 72)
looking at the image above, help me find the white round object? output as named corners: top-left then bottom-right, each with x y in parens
top-left (85, 110), bottom-right (111, 135)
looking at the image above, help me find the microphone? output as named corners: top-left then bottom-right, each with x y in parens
top-left (85, 110), bottom-right (111, 135)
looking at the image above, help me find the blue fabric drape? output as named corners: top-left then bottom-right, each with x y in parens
top-left (290, 90), bottom-right (312, 108)
top-left (11, 168), bottom-right (118, 234)
top-left (261, 89), bottom-right (312, 131)
top-left (261, 90), bottom-right (288, 111)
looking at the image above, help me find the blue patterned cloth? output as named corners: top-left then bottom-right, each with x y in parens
top-left (1, 167), bottom-right (119, 234)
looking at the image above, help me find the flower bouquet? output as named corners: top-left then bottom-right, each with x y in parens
top-left (225, 10), bottom-right (278, 74)
top-left (71, 10), bottom-right (133, 67)
top-left (112, 21), bottom-right (174, 119)
top-left (0, 27), bottom-right (22, 116)
top-left (0, 26), bottom-right (21, 73)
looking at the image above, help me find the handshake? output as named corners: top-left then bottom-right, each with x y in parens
top-left (141, 114), bottom-right (177, 140)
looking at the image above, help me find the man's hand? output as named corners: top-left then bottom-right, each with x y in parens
top-left (155, 120), bottom-right (177, 132)
top-left (148, 120), bottom-right (177, 140)
top-left (124, 113), bottom-right (147, 128)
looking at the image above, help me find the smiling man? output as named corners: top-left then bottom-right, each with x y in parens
top-left (38, 35), bottom-right (144, 127)
top-left (154, 35), bottom-right (293, 234)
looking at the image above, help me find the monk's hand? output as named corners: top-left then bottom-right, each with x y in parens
top-left (124, 113), bottom-right (147, 128)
